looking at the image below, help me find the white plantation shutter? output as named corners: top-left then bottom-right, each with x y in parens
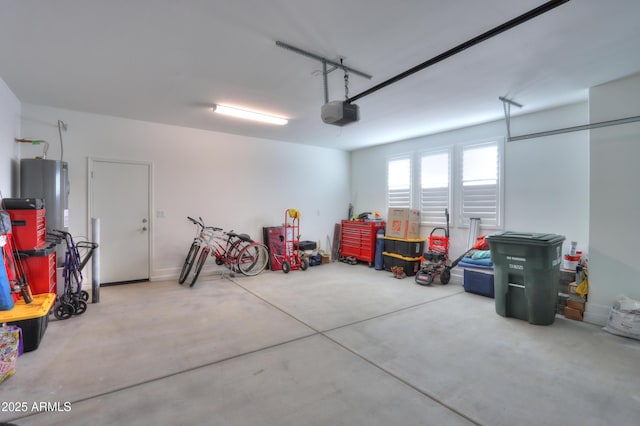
top-left (386, 140), bottom-right (503, 230)
top-left (387, 157), bottom-right (412, 208)
top-left (459, 142), bottom-right (501, 227)
top-left (420, 151), bottom-right (450, 225)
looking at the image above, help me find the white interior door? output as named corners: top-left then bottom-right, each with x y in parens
top-left (90, 159), bottom-right (150, 284)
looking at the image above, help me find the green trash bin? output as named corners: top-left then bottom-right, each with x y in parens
top-left (486, 232), bottom-right (565, 325)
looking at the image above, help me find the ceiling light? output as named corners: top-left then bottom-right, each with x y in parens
top-left (212, 104), bottom-right (288, 125)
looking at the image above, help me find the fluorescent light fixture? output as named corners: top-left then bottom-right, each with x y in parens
top-left (212, 104), bottom-right (288, 125)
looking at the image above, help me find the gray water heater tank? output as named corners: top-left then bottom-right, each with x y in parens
top-left (20, 159), bottom-right (69, 267)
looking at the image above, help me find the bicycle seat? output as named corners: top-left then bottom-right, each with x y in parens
top-left (227, 232), bottom-right (253, 242)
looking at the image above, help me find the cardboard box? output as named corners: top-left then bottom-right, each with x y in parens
top-left (565, 306), bottom-right (584, 321)
top-left (386, 208), bottom-right (420, 239)
top-left (567, 297), bottom-right (586, 312)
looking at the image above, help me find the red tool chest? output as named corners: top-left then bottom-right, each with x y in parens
top-left (18, 245), bottom-right (57, 295)
top-left (340, 220), bottom-right (386, 266)
top-left (4, 199), bottom-right (57, 298)
top-left (7, 208), bottom-right (46, 250)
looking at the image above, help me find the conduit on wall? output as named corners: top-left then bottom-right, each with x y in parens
top-left (499, 96), bottom-right (640, 142)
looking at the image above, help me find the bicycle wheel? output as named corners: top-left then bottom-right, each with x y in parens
top-left (179, 242), bottom-right (200, 284)
top-left (226, 238), bottom-right (247, 272)
top-left (190, 247), bottom-right (209, 287)
top-left (237, 243), bottom-right (269, 276)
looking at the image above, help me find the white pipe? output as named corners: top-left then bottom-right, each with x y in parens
top-left (91, 217), bottom-right (100, 303)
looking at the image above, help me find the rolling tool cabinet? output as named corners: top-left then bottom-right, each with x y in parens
top-left (340, 220), bottom-right (385, 266)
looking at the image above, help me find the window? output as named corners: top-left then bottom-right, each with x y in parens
top-left (385, 139), bottom-right (503, 229)
top-left (420, 150), bottom-right (450, 225)
top-left (458, 142), bottom-right (501, 227)
top-left (387, 157), bottom-right (411, 208)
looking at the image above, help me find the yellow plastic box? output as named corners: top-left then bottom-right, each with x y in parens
top-left (0, 293), bottom-right (56, 352)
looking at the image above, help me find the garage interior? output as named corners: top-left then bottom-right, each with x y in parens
top-left (1, 1), bottom-right (640, 425)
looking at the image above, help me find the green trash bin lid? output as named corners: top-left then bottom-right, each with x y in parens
top-left (486, 231), bottom-right (565, 246)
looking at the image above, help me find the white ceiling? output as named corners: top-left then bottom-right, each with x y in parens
top-left (1, 0), bottom-right (639, 151)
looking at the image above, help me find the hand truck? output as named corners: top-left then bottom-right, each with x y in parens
top-left (270, 209), bottom-right (309, 273)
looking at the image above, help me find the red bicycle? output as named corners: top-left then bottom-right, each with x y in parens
top-left (180, 217), bottom-right (269, 287)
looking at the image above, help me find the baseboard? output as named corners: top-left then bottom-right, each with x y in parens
top-left (583, 302), bottom-right (611, 326)
top-left (151, 267), bottom-right (181, 282)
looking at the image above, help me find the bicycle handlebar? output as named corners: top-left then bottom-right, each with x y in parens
top-left (187, 216), bottom-right (222, 232)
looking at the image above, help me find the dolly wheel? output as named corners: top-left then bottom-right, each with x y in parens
top-left (75, 300), bottom-right (88, 315)
top-left (300, 258), bottom-right (309, 271)
top-left (282, 261), bottom-right (291, 274)
top-left (440, 268), bottom-right (451, 285)
top-left (54, 303), bottom-right (74, 320)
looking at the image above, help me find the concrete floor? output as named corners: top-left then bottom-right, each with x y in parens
top-left (1, 262), bottom-right (639, 425)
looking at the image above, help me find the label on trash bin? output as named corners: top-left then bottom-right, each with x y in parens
top-left (507, 256), bottom-right (526, 271)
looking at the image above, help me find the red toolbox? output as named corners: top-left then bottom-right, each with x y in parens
top-left (7, 209), bottom-right (46, 250)
top-left (340, 220), bottom-right (386, 265)
top-left (18, 244), bottom-right (57, 295)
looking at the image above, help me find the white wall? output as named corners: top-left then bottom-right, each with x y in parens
top-left (587, 72), bottom-right (640, 324)
top-left (19, 104), bottom-right (350, 280)
top-left (351, 102), bottom-right (590, 284)
top-left (0, 76), bottom-right (21, 198)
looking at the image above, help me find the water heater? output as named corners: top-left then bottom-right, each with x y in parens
top-left (20, 159), bottom-right (69, 263)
